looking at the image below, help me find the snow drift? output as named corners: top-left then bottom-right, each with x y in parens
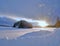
top-left (0, 27), bottom-right (60, 46)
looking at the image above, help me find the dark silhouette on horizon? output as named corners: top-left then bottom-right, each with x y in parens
top-left (13, 20), bottom-right (33, 28)
top-left (55, 17), bottom-right (60, 27)
top-left (47, 17), bottom-right (60, 28)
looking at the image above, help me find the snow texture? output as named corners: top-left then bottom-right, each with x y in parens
top-left (0, 27), bottom-right (60, 46)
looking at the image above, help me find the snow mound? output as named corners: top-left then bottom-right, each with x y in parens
top-left (20, 30), bottom-right (53, 39)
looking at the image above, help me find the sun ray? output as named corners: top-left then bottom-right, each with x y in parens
top-left (38, 21), bottom-right (49, 27)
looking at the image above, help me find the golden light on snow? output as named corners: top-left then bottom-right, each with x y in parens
top-left (38, 21), bottom-right (49, 27)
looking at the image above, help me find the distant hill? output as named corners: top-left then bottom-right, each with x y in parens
top-left (0, 17), bottom-right (16, 27)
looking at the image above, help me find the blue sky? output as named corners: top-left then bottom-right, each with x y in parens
top-left (0, 0), bottom-right (60, 25)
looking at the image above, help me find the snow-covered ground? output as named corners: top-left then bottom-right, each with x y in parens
top-left (0, 27), bottom-right (60, 46)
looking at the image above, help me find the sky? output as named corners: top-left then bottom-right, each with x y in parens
top-left (0, 0), bottom-right (60, 25)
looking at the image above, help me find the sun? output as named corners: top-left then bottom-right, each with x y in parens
top-left (38, 21), bottom-right (49, 27)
